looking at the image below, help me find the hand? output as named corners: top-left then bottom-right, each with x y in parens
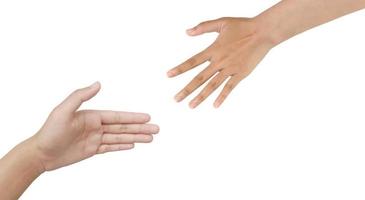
top-left (167, 17), bottom-right (274, 108)
top-left (32, 82), bottom-right (159, 171)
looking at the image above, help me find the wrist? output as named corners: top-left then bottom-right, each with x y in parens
top-left (252, 15), bottom-right (284, 47)
top-left (23, 136), bottom-right (46, 174)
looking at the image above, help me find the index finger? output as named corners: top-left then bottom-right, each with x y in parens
top-left (167, 50), bottom-right (209, 77)
top-left (99, 111), bottom-right (151, 124)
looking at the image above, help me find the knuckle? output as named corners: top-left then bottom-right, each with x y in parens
top-left (114, 113), bottom-right (121, 123)
top-left (174, 67), bottom-right (182, 75)
top-left (220, 70), bottom-right (230, 76)
top-left (103, 145), bottom-right (110, 152)
top-left (200, 50), bottom-right (209, 57)
top-left (119, 125), bottom-right (128, 132)
top-left (137, 125), bottom-right (143, 133)
top-left (182, 88), bottom-right (191, 96)
top-left (210, 81), bottom-right (219, 89)
top-left (195, 74), bottom-right (205, 82)
top-left (195, 95), bottom-right (204, 102)
top-left (117, 135), bottom-right (125, 142)
top-left (187, 57), bottom-right (197, 65)
top-left (102, 126), bottom-right (109, 133)
top-left (98, 148), bottom-right (104, 154)
top-left (219, 94), bottom-right (227, 102)
top-left (227, 84), bottom-right (234, 90)
top-left (72, 89), bottom-right (82, 98)
top-left (198, 21), bottom-right (206, 27)
top-left (101, 136), bottom-right (107, 143)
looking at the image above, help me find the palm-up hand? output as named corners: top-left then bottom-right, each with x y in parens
top-left (167, 17), bottom-right (274, 108)
top-left (33, 82), bottom-right (159, 171)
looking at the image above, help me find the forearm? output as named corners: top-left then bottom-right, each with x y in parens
top-left (256, 0), bottom-right (365, 45)
top-left (0, 137), bottom-right (44, 200)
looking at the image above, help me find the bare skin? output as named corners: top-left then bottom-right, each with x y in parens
top-left (0, 82), bottom-right (159, 200)
top-left (2, 0), bottom-right (365, 199)
top-left (168, 0), bottom-right (365, 108)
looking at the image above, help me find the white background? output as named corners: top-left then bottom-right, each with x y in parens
top-left (1, 0), bottom-right (365, 199)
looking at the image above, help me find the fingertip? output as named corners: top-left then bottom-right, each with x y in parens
top-left (95, 81), bottom-right (101, 89)
top-left (122, 143), bottom-right (135, 150)
top-left (146, 135), bottom-right (154, 143)
top-left (143, 113), bottom-right (151, 122)
top-left (167, 70), bottom-right (176, 78)
top-left (213, 101), bottom-right (221, 108)
top-left (189, 100), bottom-right (198, 109)
top-left (186, 28), bottom-right (194, 35)
top-left (174, 93), bottom-right (183, 102)
top-left (153, 124), bottom-right (160, 134)
top-left (88, 81), bottom-right (101, 95)
top-left (186, 28), bottom-right (198, 36)
top-left (119, 144), bottom-right (134, 151)
top-left (137, 134), bottom-right (154, 143)
top-left (90, 81), bottom-right (101, 89)
top-left (134, 112), bottom-right (151, 123)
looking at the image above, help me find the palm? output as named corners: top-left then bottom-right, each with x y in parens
top-left (36, 110), bottom-right (102, 170)
top-left (66, 111), bottom-right (104, 161)
top-left (34, 82), bottom-right (158, 171)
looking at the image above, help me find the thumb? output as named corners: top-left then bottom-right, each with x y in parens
top-left (186, 18), bottom-right (226, 36)
top-left (57, 81), bottom-right (101, 114)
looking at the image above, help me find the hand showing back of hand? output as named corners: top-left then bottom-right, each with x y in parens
top-left (168, 17), bottom-right (274, 108)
